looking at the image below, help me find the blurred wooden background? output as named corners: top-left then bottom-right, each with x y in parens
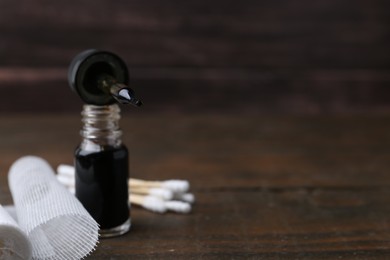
top-left (0, 0), bottom-right (390, 114)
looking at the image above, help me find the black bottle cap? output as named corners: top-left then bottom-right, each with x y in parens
top-left (68, 49), bottom-right (129, 105)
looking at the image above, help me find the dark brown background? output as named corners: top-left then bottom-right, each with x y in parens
top-left (1, 0), bottom-right (390, 114)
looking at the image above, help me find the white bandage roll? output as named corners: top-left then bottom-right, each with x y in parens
top-left (8, 156), bottom-right (99, 260)
top-left (0, 205), bottom-right (32, 259)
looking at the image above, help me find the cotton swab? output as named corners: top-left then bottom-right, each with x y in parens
top-left (57, 164), bottom-right (75, 178)
top-left (55, 173), bottom-right (176, 200)
top-left (129, 178), bottom-right (190, 193)
top-left (164, 200), bottom-right (192, 214)
top-left (57, 164), bottom-right (190, 193)
top-left (58, 177), bottom-right (174, 201)
top-left (56, 164), bottom-right (194, 214)
top-left (60, 187), bottom-right (192, 214)
top-left (63, 186), bottom-right (193, 204)
top-left (56, 173), bottom-right (174, 201)
top-left (130, 194), bottom-right (167, 213)
top-left (57, 174), bottom-right (74, 187)
top-left (129, 194), bottom-right (191, 214)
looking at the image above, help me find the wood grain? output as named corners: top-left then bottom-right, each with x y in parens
top-left (0, 115), bottom-right (389, 258)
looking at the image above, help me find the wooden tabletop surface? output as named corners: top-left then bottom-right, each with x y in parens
top-left (0, 113), bottom-right (390, 259)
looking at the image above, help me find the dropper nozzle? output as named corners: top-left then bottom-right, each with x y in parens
top-left (117, 89), bottom-right (143, 106)
top-left (99, 74), bottom-right (143, 107)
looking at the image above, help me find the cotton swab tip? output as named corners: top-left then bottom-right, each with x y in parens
top-left (141, 196), bottom-right (167, 213)
top-left (176, 193), bottom-right (195, 204)
top-left (162, 180), bottom-right (190, 193)
top-left (57, 174), bottom-right (75, 187)
top-left (148, 188), bottom-right (174, 200)
top-left (57, 164), bottom-right (75, 177)
top-left (165, 201), bottom-right (191, 214)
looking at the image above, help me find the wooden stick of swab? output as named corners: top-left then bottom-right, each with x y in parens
top-left (129, 179), bottom-right (189, 193)
top-left (130, 186), bottom-right (173, 200)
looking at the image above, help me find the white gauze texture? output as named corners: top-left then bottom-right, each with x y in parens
top-left (0, 205), bottom-right (32, 259)
top-left (8, 156), bottom-right (99, 259)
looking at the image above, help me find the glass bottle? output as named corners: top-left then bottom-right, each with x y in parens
top-left (75, 104), bottom-right (130, 237)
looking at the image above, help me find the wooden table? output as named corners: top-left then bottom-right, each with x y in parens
top-left (0, 114), bottom-right (390, 259)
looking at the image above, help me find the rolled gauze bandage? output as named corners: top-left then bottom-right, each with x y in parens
top-left (8, 156), bottom-right (99, 259)
top-left (0, 205), bottom-right (32, 259)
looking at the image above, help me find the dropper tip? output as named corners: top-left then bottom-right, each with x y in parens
top-left (117, 88), bottom-right (143, 107)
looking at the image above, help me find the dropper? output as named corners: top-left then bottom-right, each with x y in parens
top-left (68, 49), bottom-right (142, 106)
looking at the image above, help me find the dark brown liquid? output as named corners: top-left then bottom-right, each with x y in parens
top-left (75, 145), bottom-right (130, 229)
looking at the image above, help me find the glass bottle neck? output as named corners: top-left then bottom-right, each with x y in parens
top-left (80, 104), bottom-right (123, 151)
